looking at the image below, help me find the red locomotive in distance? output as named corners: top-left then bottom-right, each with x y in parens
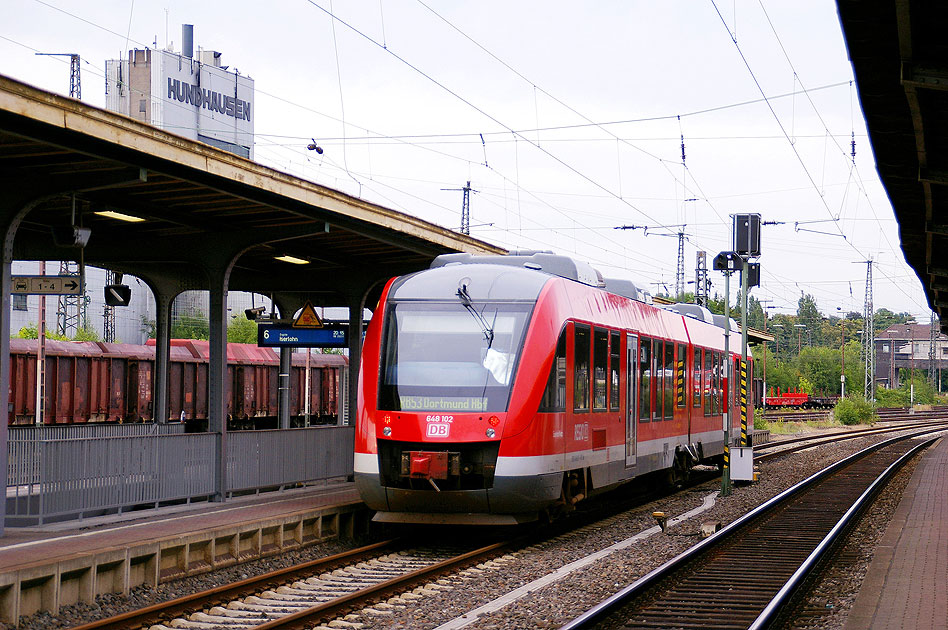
top-left (355, 251), bottom-right (753, 525)
top-left (764, 387), bottom-right (838, 410)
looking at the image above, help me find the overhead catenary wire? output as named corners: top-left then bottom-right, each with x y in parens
top-left (5, 2), bottom-right (923, 314)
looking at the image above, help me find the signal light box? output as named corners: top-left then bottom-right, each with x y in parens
top-left (733, 214), bottom-right (761, 257)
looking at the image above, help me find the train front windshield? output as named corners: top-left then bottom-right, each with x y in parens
top-left (378, 302), bottom-right (532, 413)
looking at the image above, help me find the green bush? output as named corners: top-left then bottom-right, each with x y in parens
top-left (834, 397), bottom-right (875, 426)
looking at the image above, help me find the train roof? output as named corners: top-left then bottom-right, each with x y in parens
top-left (430, 250), bottom-right (604, 288)
top-left (393, 260), bottom-right (552, 302)
top-left (603, 278), bottom-right (652, 303)
top-left (660, 302), bottom-right (714, 323)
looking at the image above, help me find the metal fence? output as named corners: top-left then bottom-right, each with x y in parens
top-left (6, 426), bottom-right (355, 526)
top-left (10, 423), bottom-right (186, 441)
top-left (227, 427), bottom-right (355, 492)
top-left (8, 424), bottom-right (186, 486)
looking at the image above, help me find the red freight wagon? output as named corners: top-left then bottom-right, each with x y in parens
top-left (10, 339), bottom-right (346, 427)
top-left (289, 352), bottom-right (348, 422)
top-left (10, 339), bottom-right (106, 424)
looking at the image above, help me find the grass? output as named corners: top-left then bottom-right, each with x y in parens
top-left (754, 416), bottom-right (846, 435)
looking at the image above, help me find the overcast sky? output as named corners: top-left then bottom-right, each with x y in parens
top-left (0, 0), bottom-right (930, 321)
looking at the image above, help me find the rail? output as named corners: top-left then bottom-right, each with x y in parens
top-left (560, 427), bottom-right (944, 629)
top-left (69, 538), bottom-right (515, 630)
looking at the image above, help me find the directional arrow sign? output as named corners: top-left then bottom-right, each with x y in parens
top-left (11, 275), bottom-right (83, 295)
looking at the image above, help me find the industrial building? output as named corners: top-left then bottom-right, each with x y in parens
top-left (104, 24), bottom-right (254, 159)
top-left (875, 323), bottom-right (948, 390)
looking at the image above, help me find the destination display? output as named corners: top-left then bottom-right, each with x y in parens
top-left (257, 324), bottom-right (348, 348)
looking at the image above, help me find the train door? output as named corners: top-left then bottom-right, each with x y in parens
top-left (625, 333), bottom-right (638, 467)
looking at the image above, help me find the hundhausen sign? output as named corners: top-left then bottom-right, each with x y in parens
top-left (12, 275), bottom-right (82, 295)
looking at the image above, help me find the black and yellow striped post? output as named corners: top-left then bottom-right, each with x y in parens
top-left (676, 357), bottom-right (685, 406)
top-left (740, 359), bottom-right (748, 446)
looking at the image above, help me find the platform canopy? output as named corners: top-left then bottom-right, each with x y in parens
top-left (0, 74), bottom-right (503, 303)
top-left (836, 0), bottom-right (948, 330)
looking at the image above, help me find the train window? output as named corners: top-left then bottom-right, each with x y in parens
top-left (638, 336), bottom-right (651, 422)
top-left (377, 301), bottom-right (532, 413)
top-left (675, 343), bottom-right (686, 409)
top-left (539, 329), bottom-right (567, 412)
top-left (663, 341), bottom-right (675, 419)
top-left (652, 339), bottom-right (662, 421)
top-left (593, 328), bottom-right (608, 411)
top-left (703, 348), bottom-right (713, 416)
top-left (609, 331), bottom-right (621, 411)
top-left (573, 324), bottom-right (591, 412)
top-left (693, 347), bottom-right (702, 408)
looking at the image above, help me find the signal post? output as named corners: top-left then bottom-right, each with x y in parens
top-left (714, 214), bottom-right (761, 493)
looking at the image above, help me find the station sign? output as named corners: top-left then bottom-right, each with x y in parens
top-left (12, 275), bottom-right (82, 295)
top-left (257, 324), bottom-right (348, 348)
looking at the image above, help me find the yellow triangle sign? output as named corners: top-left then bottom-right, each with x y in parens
top-left (293, 301), bottom-right (323, 328)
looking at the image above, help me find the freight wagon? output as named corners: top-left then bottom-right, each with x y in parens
top-left (8, 339), bottom-right (347, 428)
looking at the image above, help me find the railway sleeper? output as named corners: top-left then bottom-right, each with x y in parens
top-left (242, 595), bottom-right (312, 607)
top-left (209, 606), bottom-right (288, 619)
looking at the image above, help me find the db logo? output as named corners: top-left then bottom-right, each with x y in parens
top-left (426, 424), bottom-right (450, 437)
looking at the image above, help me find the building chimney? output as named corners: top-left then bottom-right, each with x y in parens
top-left (182, 24), bottom-right (194, 58)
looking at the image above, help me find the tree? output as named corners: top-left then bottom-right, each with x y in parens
top-left (14, 324), bottom-right (68, 341)
top-left (798, 346), bottom-right (841, 394)
top-left (797, 293), bottom-right (822, 347)
top-left (227, 315), bottom-right (258, 344)
top-left (72, 325), bottom-right (101, 342)
top-left (842, 340), bottom-right (863, 397)
top-left (171, 313), bottom-right (209, 340)
top-left (756, 344), bottom-right (797, 393)
top-left (141, 315), bottom-right (156, 339)
top-left (744, 294), bottom-right (765, 330)
top-left (873, 308), bottom-right (912, 333)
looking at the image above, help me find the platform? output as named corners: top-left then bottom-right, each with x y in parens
top-left (0, 482), bottom-right (366, 623)
top-left (844, 436), bottom-right (948, 630)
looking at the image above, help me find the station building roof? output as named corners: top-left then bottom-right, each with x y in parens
top-left (836, 0), bottom-right (948, 330)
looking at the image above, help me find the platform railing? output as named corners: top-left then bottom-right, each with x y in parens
top-left (5, 425), bottom-right (355, 526)
top-left (227, 427), bottom-right (355, 493)
top-left (10, 422), bottom-right (187, 441)
top-left (7, 423), bottom-right (187, 486)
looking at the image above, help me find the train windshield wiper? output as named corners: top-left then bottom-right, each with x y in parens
top-left (456, 284), bottom-right (494, 348)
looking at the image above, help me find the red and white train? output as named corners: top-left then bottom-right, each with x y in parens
top-left (355, 252), bottom-right (753, 525)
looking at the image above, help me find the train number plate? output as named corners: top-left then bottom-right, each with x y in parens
top-left (426, 423), bottom-right (450, 437)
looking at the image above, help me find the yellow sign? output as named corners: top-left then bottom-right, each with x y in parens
top-left (292, 301), bottom-right (323, 328)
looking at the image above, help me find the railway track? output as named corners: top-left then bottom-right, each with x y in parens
top-left (754, 418), bottom-right (948, 462)
top-left (69, 539), bottom-right (514, 630)
top-left (761, 410), bottom-right (830, 422)
top-left (68, 418), bottom-right (947, 630)
top-left (559, 427), bottom-right (945, 630)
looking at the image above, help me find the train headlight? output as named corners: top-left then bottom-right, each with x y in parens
top-left (486, 428), bottom-right (495, 438)
top-left (382, 426), bottom-right (392, 437)
top-left (488, 415), bottom-right (500, 427)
